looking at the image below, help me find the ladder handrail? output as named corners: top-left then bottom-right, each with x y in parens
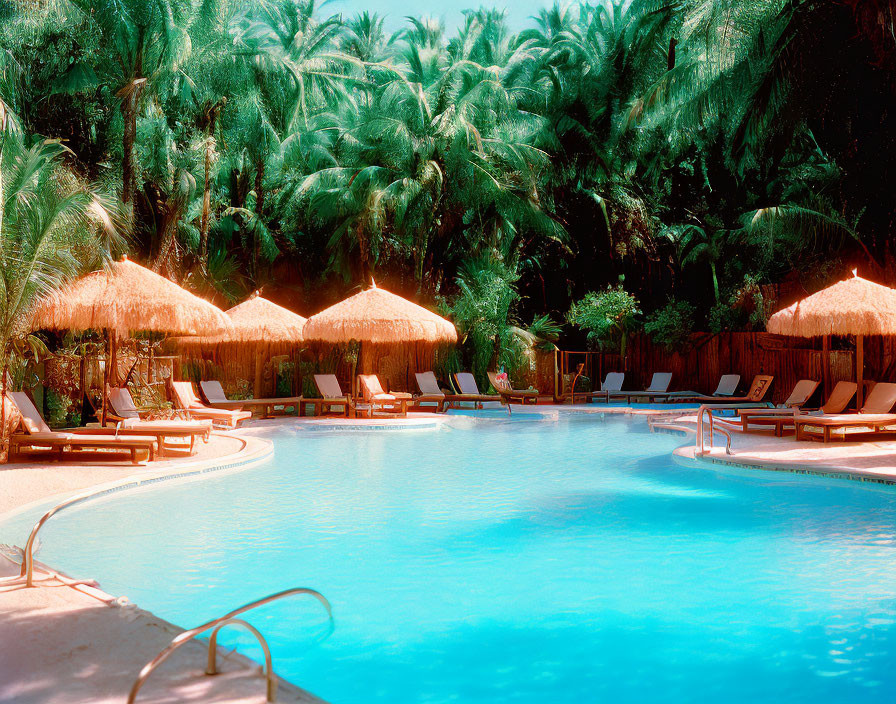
top-left (206, 618), bottom-right (275, 702)
top-left (127, 586), bottom-right (333, 704)
top-left (696, 404), bottom-right (733, 456)
top-left (8, 486), bottom-right (102, 587)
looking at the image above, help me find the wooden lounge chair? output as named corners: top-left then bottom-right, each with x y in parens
top-left (7, 391), bottom-right (156, 464)
top-left (200, 380), bottom-right (301, 419)
top-left (452, 373), bottom-right (501, 407)
top-left (609, 373), bottom-right (672, 403)
top-left (586, 372), bottom-right (625, 403)
top-left (793, 382), bottom-right (896, 442)
top-left (358, 374), bottom-right (409, 417)
top-left (413, 372), bottom-right (450, 412)
top-left (169, 381), bottom-right (252, 429)
top-left (107, 387), bottom-right (212, 455)
top-left (734, 381), bottom-right (856, 436)
top-left (666, 374), bottom-right (775, 405)
top-left (299, 375), bottom-right (356, 418)
top-left (487, 372), bottom-right (549, 405)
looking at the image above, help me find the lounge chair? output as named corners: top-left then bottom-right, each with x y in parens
top-left (358, 374), bottom-right (409, 417)
top-left (452, 373), bottom-right (501, 407)
top-left (586, 372), bottom-right (625, 403)
top-left (609, 373), bottom-right (672, 404)
top-left (487, 372), bottom-right (551, 405)
top-left (413, 372), bottom-right (451, 412)
top-left (169, 381), bottom-right (252, 429)
top-left (299, 375), bottom-right (356, 418)
top-left (200, 380), bottom-right (301, 418)
top-left (107, 387), bottom-right (212, 455)
top-left (792, 381), bottom-right (896, 442)
top-left (660, 374), bottom-right (775, 405)
top-left (734, 381), bottom-right (856, 436)
top-left (7, 391), bottom-right (156, 464)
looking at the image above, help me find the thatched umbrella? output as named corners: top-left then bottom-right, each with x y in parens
top-left (302, 282), bottom-right (457, 395)
top-left (173, 292), bottom-right (306, 396)
top-left (767, 270), bottom-right (896, 408)
top-left (31, 256), bottom-right (232, 420)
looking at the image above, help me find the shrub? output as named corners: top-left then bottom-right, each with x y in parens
top-left (644, 300), bottom-right (696, 352)
top-left (708, 276), bottom-right (772, 333)
top-left (567, 285), bottom-right (641, 354)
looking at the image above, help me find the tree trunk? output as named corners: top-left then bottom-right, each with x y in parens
top-left (0, 356), bottom-right (8, 463)
top-left (120, 82), bottom-right (144, 221)
top-left (253, 158), bottom-right (264, 281)
top-left (710, 261), bottom-right (720, 303)
top-left (255, 158), bottom-right (265, 216)
top-left (198, 99), bottom-right (226, 273)
top-left (199, 133), bottom-right (213, 271)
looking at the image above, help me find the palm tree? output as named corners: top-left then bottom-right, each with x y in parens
top-left (65, 0), bottom-right (196, 220)
top-left (670, 224), bottom-right (725, 304)
top-left (230, 0), bottom-right (362, 132)
top-left (0, 118), bottom-right (118, 453)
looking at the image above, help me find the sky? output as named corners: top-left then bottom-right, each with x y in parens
top-left (327, 0), bottom-right (555, 34)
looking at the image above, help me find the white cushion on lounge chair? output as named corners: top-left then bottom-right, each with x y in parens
top-left (713, 374), bottom-right (740, 396)
top-left (416, 372), bottom-right (445, 397)
top-left (602, 372), bottom-right (625, 392)
top-left (200, 380), bottom-right (229, 404)
top-left (108, 387), bottom-right (142, 419)
top-left (455, 372), bottom-right (482, 396)
top-left (9, 392), bottom-right (51, 433)
top-left (645, 373), bottom-right (672, 393)
top-left (314, 374), bottom-right (346, 399)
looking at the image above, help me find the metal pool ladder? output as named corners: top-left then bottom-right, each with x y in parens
top-left (127, 587), bottom-right (333, 703)
top-left (695, 404), bottom-right (733, 456)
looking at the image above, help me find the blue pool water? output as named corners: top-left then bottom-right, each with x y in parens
top-left (3, 414), bottom-right (895, 703)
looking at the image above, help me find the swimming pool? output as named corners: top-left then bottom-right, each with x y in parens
top-left (3, 413), bottom-right (895, 703)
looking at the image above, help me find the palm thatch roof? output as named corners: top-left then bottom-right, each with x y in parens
top-left (175, 292), bottom-right (306, 347)
top-left (30, 256), bottom-right (232, 338)
top-left (303, 283), bottom-right (457, 344)
top-left (767, 272), bottom-right (896, 337)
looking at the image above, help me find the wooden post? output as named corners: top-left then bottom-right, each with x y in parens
top-left (856, 333), bottom-right (864, 410)
top-left (822, 335), bottom-right (830, 400)
top-left (254, 349), bottom-right (264, 399)
top-left (109, 335), bottom-right (119, 387)
top-left (100, 330), bottom-right (110, 426)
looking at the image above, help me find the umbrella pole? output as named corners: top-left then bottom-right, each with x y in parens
top-left (822, 335), bottom-right (830, 399)
top-left (856, 333), bottom-right (864, 410)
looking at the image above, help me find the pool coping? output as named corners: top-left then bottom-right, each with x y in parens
top-left (650, 417), bottom-right (896, 487)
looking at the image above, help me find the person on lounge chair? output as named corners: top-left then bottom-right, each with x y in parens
top-left (169, 381), bottom-right (252, 429)
top-left (7, 391), bottom-right (156, 464)
top-left (487, 371), bottom-right (551, 405)
top-left (200, 380), bottom-right (301, 418)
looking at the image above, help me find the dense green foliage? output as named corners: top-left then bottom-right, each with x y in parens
top-left (568, 285), bottom-right (641, 353)
top-left (2, 0), bottom-right (895, 358)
